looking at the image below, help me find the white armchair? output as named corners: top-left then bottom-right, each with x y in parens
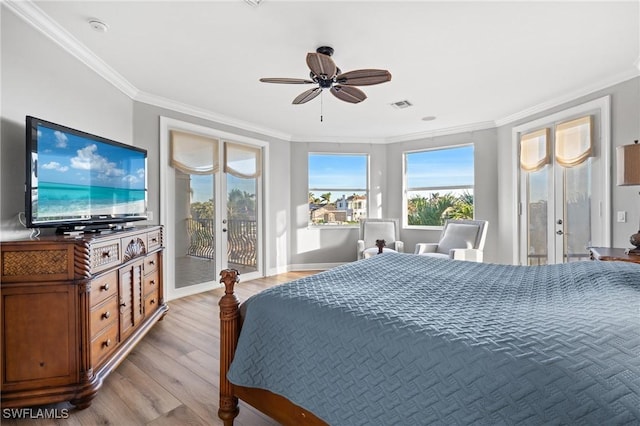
top-left (415, 219), bottom-right (488, 262)
top-left (357, 218), bottom-right (404, 260)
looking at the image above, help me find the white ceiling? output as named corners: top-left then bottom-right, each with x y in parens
top-left (11, 1), bottom-right (640, 142)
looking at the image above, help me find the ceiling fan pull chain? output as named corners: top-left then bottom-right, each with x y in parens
top-left (320, 90), bottom-right (324, 122)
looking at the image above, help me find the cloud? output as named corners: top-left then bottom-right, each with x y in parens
top-left (42, 161), bottom-right (69, 172)
top-left (54, 131), bottom-right (68, 148)
top-left (70, 144), bottom-right (125, 178)
top-left (122, 175), bottom-right (139, 184)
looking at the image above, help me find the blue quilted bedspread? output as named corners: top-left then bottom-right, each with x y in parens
top-left (227, 253), bottom-right (640, 425)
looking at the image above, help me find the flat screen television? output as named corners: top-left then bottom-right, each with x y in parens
top-left (25, 116), bottom-right (148, 233)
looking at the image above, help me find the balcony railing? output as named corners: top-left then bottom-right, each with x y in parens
top-left (185, 218), bottom-right (256, 267)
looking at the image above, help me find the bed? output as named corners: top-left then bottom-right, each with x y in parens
top-left (218, 253), bottom-right (640, 425)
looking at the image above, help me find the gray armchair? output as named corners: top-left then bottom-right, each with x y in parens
top-left (357, 218), bottom-right (404, 260)
top-left (415, 219), bottom-right (488, 262)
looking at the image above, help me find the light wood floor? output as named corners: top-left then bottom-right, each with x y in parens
top-left (3, 271), bottom-right (318, 426)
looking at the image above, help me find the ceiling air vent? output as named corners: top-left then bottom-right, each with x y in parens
top-left (391, 100), bottom-right (412, 109)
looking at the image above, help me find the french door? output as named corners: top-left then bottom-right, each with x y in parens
top-left (516, 97), bottom-right (611, 265)
top-left (160, 118), bottom-right (263, 301)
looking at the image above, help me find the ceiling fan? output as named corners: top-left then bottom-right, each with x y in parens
top-left (259, 46), bottom-right (392, 105)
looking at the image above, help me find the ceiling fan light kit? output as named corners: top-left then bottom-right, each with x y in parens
top-left (260, 46), bottom-right (392, 106)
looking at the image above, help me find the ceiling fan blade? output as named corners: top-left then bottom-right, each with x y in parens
top-left (293, 87), bottom-right (322, 104)
top-left (330, 85), bottom-right (367, 104)
top-left (306, 52), bottom-right (337, 81)
top-left (260, 77), bottom-right (315, 84)
top-left (336, 69), bottom-right (392, 86)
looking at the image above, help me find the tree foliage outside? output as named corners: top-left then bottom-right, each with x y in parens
top-left (189, 189), bottom-right (256, 221)
top-left (191, 199), bottom-right (214, 220)
top-left (227, 188), bottom-right (256, 220)
top-left (407, 191), bottom-right (474, 226)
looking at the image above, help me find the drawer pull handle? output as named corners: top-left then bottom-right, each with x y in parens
top-left (150, 299), bottom-right (156, 305)
top-left (151, 238), bottom-right (158, 242)
top-left (103, 339), bottom-right (111, 348)
top-left (101, 251), bottom-right (110, 258)
top-left (149, 280), bottom-right (156, 286)
top-left (120, 300), bottom-right (127, 307)
top-left (102, 311), bottom-right (111, 319)
top-left (149, 260), bottom-right (156, 265)
top-left (101, 283), bottom-right (110, 291)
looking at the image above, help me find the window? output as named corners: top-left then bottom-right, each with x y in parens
top-left (404, 145), bottom-right (474, 227)
top-left (308, 153), bottom-right (368, 226)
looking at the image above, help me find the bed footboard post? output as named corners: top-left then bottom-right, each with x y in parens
top-left (218, 269), bottom-right (240, 425)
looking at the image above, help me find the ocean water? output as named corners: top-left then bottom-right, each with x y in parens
top-left (34, 182), bottom-right (146, 217)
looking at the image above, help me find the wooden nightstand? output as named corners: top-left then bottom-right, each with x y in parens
top-left (589, 247), bottom-right (640, 264)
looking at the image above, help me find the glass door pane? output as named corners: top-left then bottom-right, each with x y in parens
top-left (226, 174), bottom-right (258, 276)
top-left (562, 159), bottom-right (592, 262)
top-left (174, 172), bottom-right (217, 291)
top-left (526, 166), bottom-right (550, 265)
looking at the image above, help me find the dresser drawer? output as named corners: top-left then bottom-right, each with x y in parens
top-left (147, 229), bottom-right (162, 252)
top-left (0, 243), bottom-right (75, 283)
top-left (144, 252), bottom-right (159, 274)
top-left (89, 270), bottom-right (118, 307)
top-left (90, 240), bottom-right (121, 273)
top-left (90, 295), bottom-right (118, 337)
top-left (90, 323), bottom-right (119, 368)
top-left (143, 269), bottom-right (159, 296)
top-left (144, 291), bottom-right (159, 316)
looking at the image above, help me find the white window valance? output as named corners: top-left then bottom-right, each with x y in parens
top-left (170, 130), bottom-right (219, 175)
top-left (224, 142), bottom-right (261, 179)
top-left (555, 115), bottom-right (593, 168)
top-left (520, 128), bottom-right (550, 172)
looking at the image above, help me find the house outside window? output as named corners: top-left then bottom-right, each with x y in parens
top-left (309, 153), bottom-right (368, 226)
top-left (404, 145), bottom-right (474, 228)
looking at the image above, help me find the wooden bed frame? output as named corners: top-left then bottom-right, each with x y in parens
top-left (218, 269), bottom-right (327, 426)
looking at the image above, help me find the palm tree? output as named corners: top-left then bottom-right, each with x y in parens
top-left (408, 192), bottom-right (469, 226)
top-left (228, 189), bottom-right (255, 220)
top-left (320, 192), bottom-right (332, 205)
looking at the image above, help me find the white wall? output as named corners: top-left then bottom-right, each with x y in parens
top-left (0, 6), bottom-right (132, 240)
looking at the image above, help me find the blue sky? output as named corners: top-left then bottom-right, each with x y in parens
top-left (308, 146), bottom-right (474, 194)
top-left (406, 145), bottom-right (474, 188)
top-left (309, 154), bottom-right (367, 190)
top-left (37, 125), bottom-right (146, 189)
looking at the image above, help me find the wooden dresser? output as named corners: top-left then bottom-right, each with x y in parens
top-left (589, 247), bottom-right (640, 264)
top-left (0, 225), bottom-right (168, 409)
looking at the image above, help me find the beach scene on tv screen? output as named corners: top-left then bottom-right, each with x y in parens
top-left (33, 125), bottom-right (146, 222)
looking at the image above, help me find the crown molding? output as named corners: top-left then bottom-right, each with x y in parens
top-left (135, 91), bottom-right (292, 141)
top-left (4, 0), bottom-right (139, 98)
top-left (385, 121), bottom-right (497, 144)
top-left (494, 68), bottom-right (640, 128)
top-left (290, 134), bottom-right (388, 144)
